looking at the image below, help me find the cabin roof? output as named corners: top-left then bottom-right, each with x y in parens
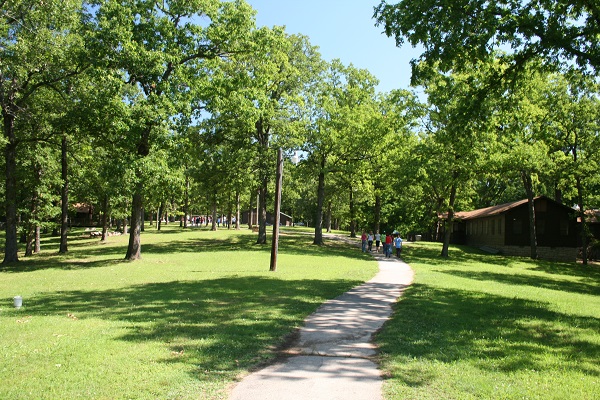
top-left (448, 196), bottom-right (575, 221)
top-left (453, 198), bottom-right (529, 220)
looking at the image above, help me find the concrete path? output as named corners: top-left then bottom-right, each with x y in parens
top-left (229, 248), bottom-right (414, 400)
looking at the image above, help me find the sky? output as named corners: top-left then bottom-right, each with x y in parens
top-left (244, 0), bottom-right (422, 94)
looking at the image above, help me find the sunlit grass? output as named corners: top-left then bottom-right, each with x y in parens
top-left (0, 225), bottom-right (377, 399)
top-left (376, 241), bottom-right (600, 400)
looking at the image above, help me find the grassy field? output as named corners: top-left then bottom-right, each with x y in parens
top-left (3, 229), bottom-right (599, 400)
top-left (376, 241), bottom-right (600, 400)
top-left (0, 225), bottom-right (377, 399)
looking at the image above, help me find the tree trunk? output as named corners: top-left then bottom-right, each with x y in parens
top-left (34, 226), bottom-right (40, 253)
top-left (59, 134), bottom-right (69, 253)
top-left (157, 202), bottom-right (164, 231)
top-left (25, 162), bottom-right (42, 257)
top-left (576, 177), bottom-right (588, 265)
top-left (554, 187), bottom-right (563, 204)
top-left (25, 225), bottom-right (35, 257)
top-left (125, 127), bottom-right (150, 260)
top-left (248, 188), bottom-right (254, 229)
top-left (235, 190), bottom-right (241, 230)
top-left (441, 182), bottom-right (457, 258)
top-left (3, 110), bottom-right (19, 264)
top-left (211, 194), bottom-right (218, 231)
top-left (569, 141), bottom-right (588, 265)
top-left (255, 117), bottom-right (269, 244)
top-left (326, 201), bottom-right (332, 233)
top-left (227, 192), bottom-right (233, 230)
top-left (313, 156), bottom-right (326, 245)
top-left (374, 194), bottom-right (381, 234)
top-left (101, 195), bottom-right (108, 241)
top-left (125, 189), bottom-right (143, 260)
top-left (257, 181), bottom-right (267, 244)
top-left (270, 148), bottom-right (283, 271)
top-left (521, 171), bottom-right (538, 259)
top-left (184, 175), bottom-right (190, 228)
top-left (349, 187), bottom-right (356, 238)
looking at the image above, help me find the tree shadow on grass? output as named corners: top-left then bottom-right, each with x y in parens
top-left (531, 258), bottom-right (600, 281)
top-left (1, 231), bottom-right (370, 273)
top-left (438, 269), bottom-right (600, 296)
top-left (69, 231), bottom-right (368, 261)
top-left (0, 252), bottom-right (129, 273)
top-left (404, 242), bottom-right (595, 279)
top-left (19, 276), bottom-right (364, 381)
top-left (403, 242), bottom-right (515, 268)
top-left (376, 283), bottom-right (600, 387)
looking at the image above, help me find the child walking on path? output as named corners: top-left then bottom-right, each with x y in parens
top-left (394, 234), bottom-right (403, 257)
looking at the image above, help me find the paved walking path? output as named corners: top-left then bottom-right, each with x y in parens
top-left (229, 246), bottom-right (414, 400)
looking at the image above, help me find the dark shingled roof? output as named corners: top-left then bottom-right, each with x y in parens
top-left (453, 198), bottom-right (529, 220)
top-left (446, 196), bottom-right (576, 221)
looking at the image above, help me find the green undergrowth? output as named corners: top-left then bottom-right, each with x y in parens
top-left (0, 226), bottom-right (376, 399)
top-left (377, 241), bottom-right (600, 400)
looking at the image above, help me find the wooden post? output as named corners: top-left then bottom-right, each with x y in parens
top-left (270, 148), bottom-right (283, 272)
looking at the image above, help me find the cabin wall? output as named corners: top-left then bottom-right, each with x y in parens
top-left (465, 216), bottom-right (505, 247)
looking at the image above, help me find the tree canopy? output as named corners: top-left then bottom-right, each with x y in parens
top-left (0, 0), bottom-right (598, 266)
top-left (374, 0), bottom-right (600, 81)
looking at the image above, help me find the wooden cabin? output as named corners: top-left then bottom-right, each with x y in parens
top-left (443, 196), bottom-right (578, 262)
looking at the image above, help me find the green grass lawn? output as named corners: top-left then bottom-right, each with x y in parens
top-left (0, 225), bottom-right (377, 399)
top-left (376, 241), bottom-right (600, 400)
top-left (3, 229), bottom-right (599, 400)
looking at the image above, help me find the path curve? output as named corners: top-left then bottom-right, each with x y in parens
top-left (229, 243), bottom-right (414, 400)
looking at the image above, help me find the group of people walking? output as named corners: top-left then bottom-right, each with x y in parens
top-left (189, 215), bottom-right (237, 228)
top-left (361, 230), bottom-right (402, 258)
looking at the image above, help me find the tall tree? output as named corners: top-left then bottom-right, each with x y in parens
top-left (419, 63), bottom-right (496, 257)
top-left (67, 65), bottom-right (134, 242)
top-left (207, 26), bottom-right (323, 244)
top-left (372, 89), bottom-right (423, 237)
top-left (0, 0), bottom-right (88, 264)
top-left (303, 60), bottom-right (379, 244)
top-left (541, 72), bottom-right (600, 264)
top-left (493, 68), bottom-right (556, 259)
top-left (91, 0), bottom-right (255, 260)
